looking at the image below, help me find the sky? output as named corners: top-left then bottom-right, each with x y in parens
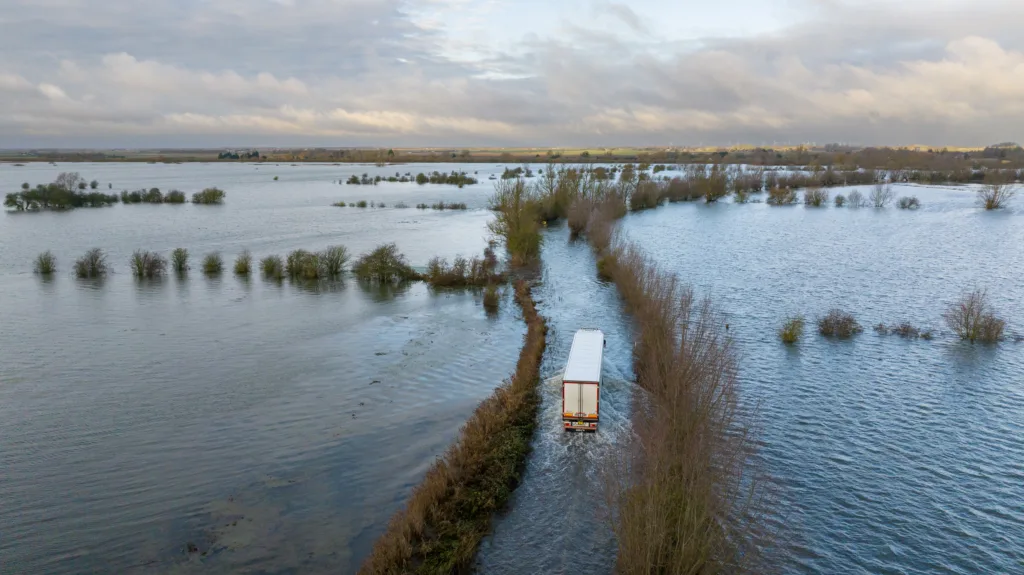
top-left (0, 0), bottom-right (1022, 148)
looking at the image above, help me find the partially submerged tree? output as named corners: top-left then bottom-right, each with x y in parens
top-left (944, 289), bottom-right (1005, 343)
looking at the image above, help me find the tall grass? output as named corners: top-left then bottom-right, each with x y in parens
top-left (352, 243), bottom-right (419, 283)
top-left (260, 255), bottom-right (285, 280)
top-left (779, 316), bottom-right (805, 344)
top-left (34, 251), bottom-right (56, 275)
top-left (202, 253), bottom-right (223, 275)
top-left (171, 248), bottom-right (189, 272)
top-left (234, 250), bottom-right (252, 276)
top-left (360, 281), bottom-right (546, 574)
top-left (585, 209), bottom-right (769, 574)
top-left (130, 250), bottom-right (167, 278)
top-left (817, 309), bottom-right (862, 338)
top-left (74, 248), bottom-right (108, 278)
top-left (944, 289), bottom-right (1005, 343)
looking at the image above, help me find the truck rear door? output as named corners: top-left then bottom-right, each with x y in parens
top-left (580, 384), bottom-right (598, 419)
top-left (563, 382), bottom-right (581, 417)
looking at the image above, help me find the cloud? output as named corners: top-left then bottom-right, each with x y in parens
top-left (0, 0), bottom-right (1022, 146)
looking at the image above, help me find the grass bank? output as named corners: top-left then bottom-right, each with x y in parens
top-left (359, 280), bottom-right (547, 574)
top-left (586, 205), bottom-right (769, 574)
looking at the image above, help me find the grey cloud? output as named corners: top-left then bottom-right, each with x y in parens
top-left (1, 0), bottom-right (1024, 147)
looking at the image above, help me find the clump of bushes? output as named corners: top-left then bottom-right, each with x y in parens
top-left (425, 246), bottom-right (500, 288)
top-left (897, 196), bottom-right (921, 209)
top-left (568, 197), bottom-right (595, 238)
top-left (817, 309), bottom-right (862, 338)
top-left (356, 200), bottom-right (368, 208)
top-left (779, 316), bottom-right (805, 344)
top-left (34, 251), bottom-right (56, 275)
top-left (234, 250), bottom-right (252, 276)
top-left (834, 194), bottom-right (846, 207)
top-left (803, 187), bottom-right (829, 207)
top-left (944, 289), bottom-right (1005, 343)
top-left (192, 188), bottom-right (226, 205)
top-left (130, 250), bottom-right (167, 278)
top-left (352, 243), bottom-right (419, 282)
top-left (202, 253), bottom-right (223, 275)
top-left (629, 182), bottom-right (662, 211)
top-left (171, 248), bottom-right (189, 272)
top-left (74, 248), bottom-right (108, 278)
top-left (332, 201), bottom-right (347, 207)
top-left (767, 187), bottom-right (798, 205)
top-left (431, 202), bottom-right (468, 210)
top-left (284, 246), bottom-right (349, 279)
top-left (261, 255), bottom-right (284, 280)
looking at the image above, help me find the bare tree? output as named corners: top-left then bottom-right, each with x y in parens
top-left (944, 288), bottom-right (1005, 343)
top-left (870, 181), bottom-right (895, 207)
top-left (55, 172), bottom-right (84, 192)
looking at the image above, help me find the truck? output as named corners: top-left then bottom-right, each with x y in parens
top-left (562, 328), bottom-right (604, 431)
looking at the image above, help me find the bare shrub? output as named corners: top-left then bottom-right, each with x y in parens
top-left (488, 178), bottom-right (541, 265)
top-left (803, 187), bottom-right (829, 207)
top-left (978, 172), bottom-right (1018, 210)
top-left (870, 182), bottom-right (895, 207)
top-left (847, 189), bottom-right (867, 208)
top-left (320, 245), bottom-right (349, 277)
top-left (944, 289), bottom-right (1005, 343)
top-left (567, 196), bottom-right (595, 238)
top-left (817, 309), bottom-right (863, 338)
top-left (779, 316), bottom-right (805, 344)
top-left (767, 187), bottom-right (797, 205)
top-left (629, 181), bottom-right (662, 211)
top-left (897, 196), bottom-right (921, 209)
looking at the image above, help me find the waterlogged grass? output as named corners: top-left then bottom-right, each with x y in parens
top-left (353, 243), bottom-right (419, 283)
top-left (74, 248), bottom-right (108, 278)
top-left (260, 255), bottom-right (285, 280)
top-left (360, 281), bottom-right (546, 575)
top-left (234, 250), bottom-right (252, 276)
top-left (779, 316), bottom-right (805, 344)
top-left (202, 253), bottom-right (223, 275)
top-left (171, 248), bottom-right (189, 272)
top-left (34, 251), bottom-right (56, 275)
top-left (130, 250), bottom-right (167, 278)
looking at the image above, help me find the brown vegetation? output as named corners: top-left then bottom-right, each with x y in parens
top-left (978, 171), bottom-right (1017, 210)
top-left (944, 289), bottom-right (1005, 343)
top-left (817, 309), bottom-right (863, 338)
top-left (359, 281), bottom-right (547, 575)
top-left (424, 246), bottom-right (501, 288)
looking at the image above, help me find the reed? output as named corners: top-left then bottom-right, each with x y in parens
top-left (34, 251), bottom-right (56, 275)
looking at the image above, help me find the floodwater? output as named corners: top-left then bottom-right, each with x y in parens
top-left (4, 162), bottom-right (1023, 574)
top-left (620, 186), bottom-right (1024, 574)
top-left (0, 162), bottom-right (526, 573)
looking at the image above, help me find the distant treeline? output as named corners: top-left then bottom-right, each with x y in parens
top-left (4, 173), bottom-right (225, 210)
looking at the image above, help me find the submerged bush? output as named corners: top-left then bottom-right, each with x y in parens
top-left (130, 250), bottom-right (167, 278)
top-left (320, 245), bottom-right (349, 276)
top-left (74, 248), bottom-right (108, 278)
top-left (332, 201), bottom-right (347, 207)
top-left (425, 247), bottom-right (500, 288)
top-left (234, 250), bottom-right (252, 276)
top-left (817, 309), bottom-right (863, 338)
top-left (803, 187), bottom-right (829, 207)
top-left (834, 194), bottom-right (846, 207)
top-left (767, 187), bottom-right (798, 205)
top-left (356, 200), bottom-right (368, 208)
top-left (34, 251), bottom-right (56, 275)
top-left (779, 316), bottom-right (805, 344)
top-left (870, 182), bottom-right (895, 207)
top-left (171, 248), bottom-right (189, 272)
top-left (260, 255), bottom-right (284, 280)
top-left (488, 178), bottom-right (541, 266)
top-left (352, 243), bottom-right (419, 283)
top-left (567, 197), bottom-right (595, 238)
top-left (944, 289), bottom-right (1005, 343)
top-left (202, 253), bottom-right (223, 275)
top-left (192, 187), bottom-right (226, 205)
top-left (892, 322), bottom-right (921, 338)
top-left (285, 249), bottom-right (319, 280)
top-left (629, 182), bottom-right (662, 211)
top-left (978, 172), bottom-right (1017, 210)
top-left (897, 196), bottom-right (921, 209)
top-left (165, 190), bottom-right (186, 204)
top-left (847, 189), bottom-right (867, 208)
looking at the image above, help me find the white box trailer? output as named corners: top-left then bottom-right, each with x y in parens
top-left (562, 328), bottom-right (604, 431)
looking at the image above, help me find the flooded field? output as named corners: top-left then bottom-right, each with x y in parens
top-left (3, 162), bottom-right (1022, 574)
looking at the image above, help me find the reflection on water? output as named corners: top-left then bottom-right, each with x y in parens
top-left (0, 163), bottom-right (527, 574)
